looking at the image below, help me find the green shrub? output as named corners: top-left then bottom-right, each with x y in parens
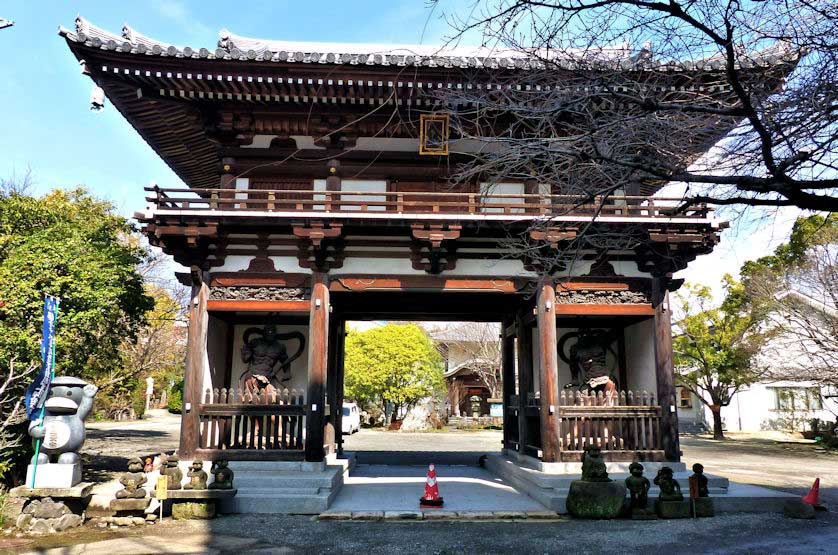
top-left (167, 380), bottom-right (184, 414)
top-left (131, 385), bottom-right (146, 419)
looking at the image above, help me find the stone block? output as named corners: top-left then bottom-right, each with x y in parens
top-left (23, 498), bottom-right (70, 519)
top-left (493, 511), bottom-right (527, 520)
top-left (53, 514), bottom-right (83, 531)
top-left (350, 511), bottom-right (384, 521)
top-left (25, 463), bottom-right (81, 489)
top-left (16, 513), bottom-right (33, 530)
top-left (526, 510), bottom-right (561, 520)
top-left (655, 499), bottom-right (691, 519)
top-left (421, 510), bottom-right (458, 520)
top-left (172, 501), bottom-right (216, 520)
top-left (10, 482), bottom-right (93, 499)
top-left (383, 511), bottom-right (423, 520)
top-left (110, 498), bottom-right (150, 512)
top-left (456, 511), bottom-right (495, 520)
top-left (783, 499), bottom-right (816, 519)
top-left (691, 498), bottom-right (715, 518)
top-left (319, 511), bottom-right (353, 521)
top-left (566, 480), bottom-right (627, 519)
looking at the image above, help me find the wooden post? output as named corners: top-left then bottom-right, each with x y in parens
top-left (501, 317), bottom-right (516, 451)
top-left (179, 270), bottom-right (209, 459)
top-left (305, 273), bottom-right (329, 462)
top-left (516, 313), bottom-right (533, 456)
top-left (537, 281), bottom-right (560, 462)
top-left (654, 293), bottom-right (680, 462)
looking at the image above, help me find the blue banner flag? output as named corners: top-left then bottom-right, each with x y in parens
top-left (25, 295), bottom-right (60, 420)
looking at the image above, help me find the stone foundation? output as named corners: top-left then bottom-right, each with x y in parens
top-left (16, 498), bottom-right (83, 534)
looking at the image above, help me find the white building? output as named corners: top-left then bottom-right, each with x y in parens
top-left (678, 291), bottom-right (838, 433)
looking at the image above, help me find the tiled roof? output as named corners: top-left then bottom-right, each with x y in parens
top-left (60, 16), bottom-right (799, 72)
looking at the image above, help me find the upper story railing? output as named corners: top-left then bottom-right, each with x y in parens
top-left (144, 186), bottom-right (713, 220)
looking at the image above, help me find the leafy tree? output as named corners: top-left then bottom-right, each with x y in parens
top-left (741, 214), bottom-right (838, 390)
top-left (672, 278), bottom-right (769, 439)
top-left (0, 187), bottom-right (153, 483)
top-left (344, 323), bottom-right (444, 424)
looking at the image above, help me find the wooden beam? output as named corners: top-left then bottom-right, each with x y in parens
top-left (179, 271), bottom-right (209, 458)
top-left (654, 294), bottom-right (680, 462)
top-left (553, 304), bottom-right (655, 316)
top-left (329, 276), bottom-right (527, 293)
top-left (305, 273), bottom-right (329, 462)
top-left (537, 281), bottom-right (560, 463)
top-left (207, 300), bottom-right (310, 312)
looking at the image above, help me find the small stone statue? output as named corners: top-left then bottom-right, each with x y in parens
top-left (581, 445), bottom-right (611, 482)
top-left (208, 460), bottom-right (234, 489)
top-left (115, 458), bottom-right (147, 499)
top-left (144, 457), bottom-right (154, 474)
top-left (161, 454), bottom-right (183, 490)
top-left (654, 466), bottom-right (683, 501)
top-left (690, 463), bottom-right (709, 497)
top-left (183, 459), bottom-right (208, 490)
top-left (625, 462), bottom-right (650, 510)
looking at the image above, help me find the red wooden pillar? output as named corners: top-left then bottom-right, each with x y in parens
top-left (537, 280), bottom-right (560, 462)
top-left (179, 269), bottom-right (209, 459)
top-left (305, 273), bottom-right (329, 462)
top-left (654, 293), bottom-right (680, 461)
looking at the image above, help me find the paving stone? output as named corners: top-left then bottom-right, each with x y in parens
top-left (456, 510), bottom-right (495, 520)
top-left (422, 510), bottom-right (459, 520)
top-left (493, 510), bottom-right (528, 520)
top-left (319, 511), bottom-right (353, 521)
top-left (383, 510), bottom-right (423, 520)
top-left (350, 511), bottom-right (384, 520)
top-left (526, 510), bottom-right (561, 519)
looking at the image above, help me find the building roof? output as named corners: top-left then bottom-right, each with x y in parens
top-left (61, 16), bottom-right (798, 71)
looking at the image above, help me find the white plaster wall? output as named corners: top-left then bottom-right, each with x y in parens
top-left (687, 381), bottom-right (838, 432)
top-left (229, 324), bottom-right (310, 396)
top-left (624, 319), bottom-right (657, 393)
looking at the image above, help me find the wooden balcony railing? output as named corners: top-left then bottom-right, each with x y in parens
top-left (558, 389), bottom-right (663, 462)
top-left (195, 387), bottom-right (306, 461)
top-left (145, 186), bottom-right (711, 220)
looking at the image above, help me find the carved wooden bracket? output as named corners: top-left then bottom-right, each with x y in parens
top-left (294, 223), bottom-right (345, 271)
top-left (411, 223), bottom-right (462, 249)
top-left (148, 223), bottom-right (218, 247)
top-left (529, 228), bottom-right (577, 249)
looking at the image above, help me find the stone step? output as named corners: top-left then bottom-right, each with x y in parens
top-left (233, 471), bottom-right (341, 490)
top-left (221, 490), bottom-right (334, 514)
top-left (227, 461), bottom-right (325, 473)
top-left (234, 486), bottom-right (322, 496)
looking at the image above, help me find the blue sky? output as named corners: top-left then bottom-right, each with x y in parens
top-left (0, 1), bottom-right (804, 293)
top-left (0, 0), bottom-right (466, 217)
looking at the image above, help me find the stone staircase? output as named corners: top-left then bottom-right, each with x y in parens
top-left (220, 458), bottom-right (350, 514)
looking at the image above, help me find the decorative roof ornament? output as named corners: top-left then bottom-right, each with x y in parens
top-left (90, 86), bottom-right (105, 111)
top-left (0, 18), bottom-right (14, 30)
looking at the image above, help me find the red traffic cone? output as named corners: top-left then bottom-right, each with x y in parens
top-left (802, 478), bottom-right (827, 511)
top-left (419, 464), bottom-right (444, 507)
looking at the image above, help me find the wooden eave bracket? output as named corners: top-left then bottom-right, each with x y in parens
top-left (293, 222), bottom-right (343, 248)
top-left (529, 228), bottom-right (577, 249)
top-left (411, 223), bottom-right (462, 248)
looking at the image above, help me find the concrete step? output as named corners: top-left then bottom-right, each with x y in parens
top-left (235, 486), bottom-right (322, 496)
top-left (234, 471), bottom-right (341, 489)
top-left (222, 490), bottom-right (334, 514)
top-left (228, 460), bottom-right (325, 472)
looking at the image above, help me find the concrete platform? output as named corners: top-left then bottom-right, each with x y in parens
top-left (485, 453), bottom-right (797, 513)
top-left (324, 464), bottom-right (549, 514)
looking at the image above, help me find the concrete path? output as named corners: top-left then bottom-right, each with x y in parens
top-left (326, 464), bottom-right (547, 512)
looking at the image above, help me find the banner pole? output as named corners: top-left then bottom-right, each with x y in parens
top-left (29, 297), bottom-right (58, 488)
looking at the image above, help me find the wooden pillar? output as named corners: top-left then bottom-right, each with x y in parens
top-left (537, 281), bottom-right (560, 462)
top-left (515, 313), bottom-right (533, 456)
top-left (179, 270), bottom-right (209, 459)
top-left (335, 320), bottom-right (346, 456)
top-left (305, 273), bottom-right (329, 462)
top-left (501, 317), bottom-right (516, 451)
top-left (654, 293), bottom-right (680, 462)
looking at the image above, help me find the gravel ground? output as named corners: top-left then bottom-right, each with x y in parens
top-left (10, 510), bottom-right (838, 554)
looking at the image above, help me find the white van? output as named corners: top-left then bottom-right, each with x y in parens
top-left (342, 402), bottom-right (360, 434)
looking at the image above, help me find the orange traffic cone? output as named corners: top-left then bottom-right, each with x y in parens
top-left (420, 464), bottom-right (444, 507)
top-left (802, 478), bottom-right (827, 511)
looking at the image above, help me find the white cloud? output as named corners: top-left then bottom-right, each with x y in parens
top-left (152, 0), bottom-right (212, 39)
